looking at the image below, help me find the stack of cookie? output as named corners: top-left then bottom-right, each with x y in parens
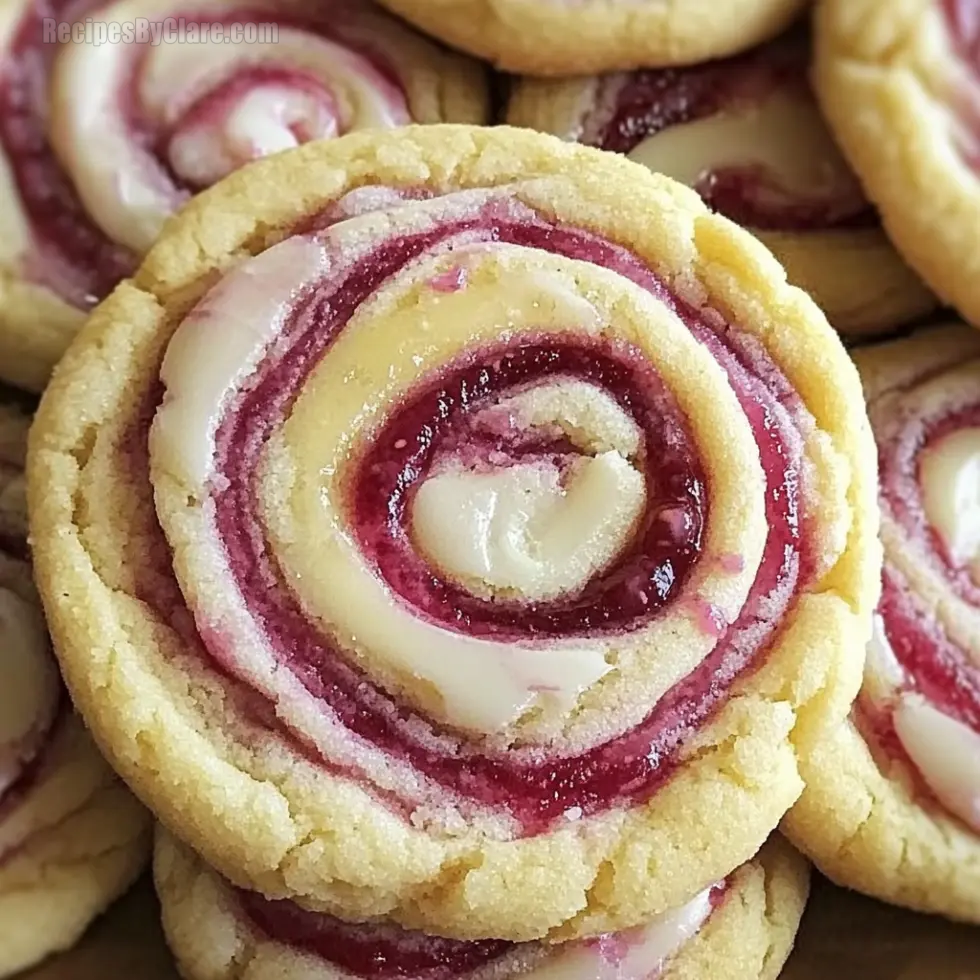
top-left (0, 0), bottom-right (978, 977)
top-left (0, 397), bottom-right (147, 977)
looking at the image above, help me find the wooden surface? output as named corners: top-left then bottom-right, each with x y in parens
top-left (21, 875), bottom-right (980, 979)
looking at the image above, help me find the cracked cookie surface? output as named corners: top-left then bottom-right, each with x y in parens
top-left (155, 831), bottom-right (809, 980)
top-left (28, 124), bottom-right (877, 942)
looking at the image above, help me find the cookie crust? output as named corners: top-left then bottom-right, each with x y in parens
top-left (376, 0), bottom-right (809, 76)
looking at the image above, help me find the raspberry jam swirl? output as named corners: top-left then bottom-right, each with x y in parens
top-left (0, 0), bottom-right (485, 310)
top-left (140, 177), bottom-right (826, 845)
top-left (562, 36), bottom-right (870, 233)
top-left (856, 325), bottom-right (980, 834)
top-left (235, 867), bottom-right (724, 980)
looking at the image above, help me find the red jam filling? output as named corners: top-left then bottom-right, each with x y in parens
top-left (240, 893), bottom-right (512, 979)
top-left (875, 573), bottom-right (980, 730)
top-left (0, 696), bottom-right (63, 820)
top-left (353, 341), bottom-right (705, 636)
top-left (155, 195), bottom-right (813, 834)
top-left (588, 38), bottom-right (874, 232)
top-left (855, 397), bottom-right (980, 814)
top-left (0, 0), bottom-right (408, 307)
top-left (943, 0), bottom-right (980, 68)
top-left (235, 879), bottom-right (731, 976)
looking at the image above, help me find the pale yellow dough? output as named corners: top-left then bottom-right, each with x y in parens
top-left (155, 831), bottom-right (809, 980)
top-left (814, 0), bottom-right (980, 330)
top-left (376, 0), bottom-right (808, 75)
top-left (28, 125), bottom-right (878, 942)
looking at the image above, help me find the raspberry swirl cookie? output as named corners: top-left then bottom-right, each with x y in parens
top-left (155, 831), bottom-right (809, 980)
top-left (784, 324), bottom-right (980, 922)
top-left (28, 126), bottom-right (878, 941)
top-left (376, 0), bottom-right (808, 76)
top-left (814, 0), bottom-right (980, 330)
top-left (507, 32), bottom-right (936, 337)
top-left (0, 0), bottom-right (487, 393)
top-left (0, 402), bottom-right (148, 978)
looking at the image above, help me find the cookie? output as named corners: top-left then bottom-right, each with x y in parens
top-left (784, 323), bottom-right (980, 923)
top-left (507, 30), bottom-right (936, 338)
top-left (813, 0), bottom-right (980, 330)
top-left (376, 0), bottom-right (808, 76)
top-left (0, 401), bottom-right (149, 978)
top-left (155, 831), bottom-right (809, 980)
top-left (0, 0), bottom-right (488, 393)
top-left (28, 124), bottom-right (878, 942)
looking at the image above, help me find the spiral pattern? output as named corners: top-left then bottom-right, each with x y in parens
top-left (0, 0), bottom-right (486, 390)
top-left (507, 32), bottom-right (936, 337)
top-left (151, 183), bottom-right (810, 819)
top-left (29, 127), bottom-right (877, 941)
top-left (843, 326), bottom-right (980, 836)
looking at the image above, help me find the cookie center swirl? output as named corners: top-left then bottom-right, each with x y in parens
top-left (148, 186), bottom-right (809, 833)
top-left (54, 9), bottom-right (409, 253)
top-left (409, 381), bottom-right (646, 603)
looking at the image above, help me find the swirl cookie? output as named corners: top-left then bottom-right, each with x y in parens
top-left (375, 0), bottom-right (808, 76)
top-left (28, 125), bottom-right (878, 941)
top-left (784, 323), bottom-right (980, 923)
top-left (507, 32), bottom-right (936, 337)
top-left (813, 0), bottom-right (980, 330)
top-left (0, 402), bottom-right (148, 978)
top-left (0, 0), bottom-right (487, 393)
top-left (155, 831), bottom-right (809, 980)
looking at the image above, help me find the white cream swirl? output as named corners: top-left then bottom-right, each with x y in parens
top-left (47, 0), bottom-right (481, 253)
